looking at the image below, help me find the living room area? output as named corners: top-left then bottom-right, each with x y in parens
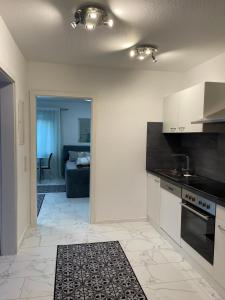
top-left (36, 96), bottom-right (92, 223)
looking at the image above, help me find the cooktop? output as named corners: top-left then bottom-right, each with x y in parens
top-left (153, 169), bottom-right (225, 201)
top-left (183, 176), bottom-right (225, 199)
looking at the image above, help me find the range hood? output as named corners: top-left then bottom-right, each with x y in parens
top-left (191, 82), bottom-right (225, 125)
top-left (191, 109), bottom-right (225, 124)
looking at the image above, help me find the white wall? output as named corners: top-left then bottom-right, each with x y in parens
top-left (1, 8), bottom-right (225, 243)
top-left (37, 98), bottom-right (91, 146)
top-left (0, 17), bottom-right (29, 247)
top-left (182, 51), bottom-right (225, 88)
top-left (28, 62), bottom-right (182, 222)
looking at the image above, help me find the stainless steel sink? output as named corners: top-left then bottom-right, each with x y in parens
top-left (155, 169), bottom-right (196, 181)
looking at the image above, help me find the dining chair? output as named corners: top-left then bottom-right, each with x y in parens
top-left (37, 153), bottom-right (53, 182)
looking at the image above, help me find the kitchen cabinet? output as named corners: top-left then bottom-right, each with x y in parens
top-left (163, 93), bottom-right (179, 133)
top-left (147, 173), bottom-right (161, 227)
top-left (214, 205), bottom-right (225, 290)
top-left (178, 84), bottom-right (204, 132)
top-left (163, 83), bottom-right (205, 133)
top-left (160, 181), bottom-right (181, 245)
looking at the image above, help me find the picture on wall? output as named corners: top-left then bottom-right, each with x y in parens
top-left (79, 118), bottom-right (91, 143)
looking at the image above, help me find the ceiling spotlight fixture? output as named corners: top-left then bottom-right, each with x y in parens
top-left (129, 45), bottom-right (158, 62)
top-left (70, 6), bottom-right (114, 31)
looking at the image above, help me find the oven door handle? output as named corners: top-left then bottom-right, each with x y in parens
top-left (181, 203), bottom-right (210, 221)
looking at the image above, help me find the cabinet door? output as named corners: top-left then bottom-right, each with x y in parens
top-left (178, 84), bottom-right (204, 133)
top-left (147, 174), bottom-right (161, 226)
top-left (160, 188), bottom-right (181, 245)
top-left (163, 95), bottom-right (179, 133)
top-left (214, 209), bottom-right (225, 289)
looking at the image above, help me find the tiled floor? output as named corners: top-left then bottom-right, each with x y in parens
top-left (37, 177), bottom-right (65, 186)
top-left (0, 192), bottom-right (223, 300)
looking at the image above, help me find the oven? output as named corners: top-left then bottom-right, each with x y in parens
top-left (181, 189), bottom-right (216, 265)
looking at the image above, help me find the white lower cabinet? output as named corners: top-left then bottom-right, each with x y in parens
top-left (146, 174), bottom-right (225, 294)
top-left (214, 206), bottom-right (225, 290)
top-left (160, 186), bottom-right (181, 246)
top-left (147, 174), bottom-right (161, 226)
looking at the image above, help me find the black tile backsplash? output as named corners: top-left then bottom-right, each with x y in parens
top-left (146, 122), bottom-right (181, 171)
top-left (146, 122), bottom-right (225, 183)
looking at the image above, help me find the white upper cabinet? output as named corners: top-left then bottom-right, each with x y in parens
top-left (163, 82), bottom-right (219, 133)
top-left (178, 84), bottom-right (204, 133)
top-left (163, 93), bottom-right (179, 133)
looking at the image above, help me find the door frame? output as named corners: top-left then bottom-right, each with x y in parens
top-left (30, 89), bottom-right (97, 226)
top-left (0, 67), bottom-right (17, 255)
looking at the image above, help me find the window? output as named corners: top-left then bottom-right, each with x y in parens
top-left (79, 118), bottom-right (91, 143)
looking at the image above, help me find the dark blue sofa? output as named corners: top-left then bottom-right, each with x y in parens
top-left (62, 145), bottom-right (90, 198)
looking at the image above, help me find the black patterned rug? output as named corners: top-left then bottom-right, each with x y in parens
top-left (54, 241), bottom-right (147, 300)
top-left (37, 193), bottom-right (45, 216)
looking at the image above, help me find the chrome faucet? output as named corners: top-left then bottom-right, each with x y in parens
top-left (172, 154), bottom-right (190, 174)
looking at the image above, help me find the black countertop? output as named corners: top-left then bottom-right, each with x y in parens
top-left (148, 169), bottom-right (225, 208)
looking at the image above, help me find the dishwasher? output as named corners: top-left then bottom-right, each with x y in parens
top-left (160, 180), bottom-right (182, 246)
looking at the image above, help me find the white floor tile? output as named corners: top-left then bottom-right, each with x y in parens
top-left (20, 276), bottom-right (54, 298)
top-left (0, 277), bottom-right (24, 300)
top-left (8, 260), bottom-right (55, 278)
top-left (144, 279), bottom-right (223, 300)
top-left (0, 192), bottom-right (223, 300)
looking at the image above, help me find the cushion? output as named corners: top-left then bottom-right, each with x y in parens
top-left (77, 151), bottom-right (90, 158)
top-left (68, 151), bottom-right (78, 162)
top-left (76, 156), bottom-right (90, 167)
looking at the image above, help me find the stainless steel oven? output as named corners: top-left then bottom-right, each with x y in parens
top-left (181, 189), bottom-right (216, 265)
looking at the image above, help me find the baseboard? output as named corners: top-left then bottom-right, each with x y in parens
top-left (17, 224), bottom-right (29, 251)
top-left (94, 217), bottom-right (148, 224)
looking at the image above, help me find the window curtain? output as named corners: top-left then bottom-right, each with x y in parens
top-left (37, 108), bottom-right (61, 179)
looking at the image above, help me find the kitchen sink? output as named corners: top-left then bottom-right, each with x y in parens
top-left (155, 169), bottom-right (197, 181)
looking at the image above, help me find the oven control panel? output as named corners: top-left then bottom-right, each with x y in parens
top-left (182, 189), bottom-right (216, 216)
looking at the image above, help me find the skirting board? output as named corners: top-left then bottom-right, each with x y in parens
top-left (94, 217), bottom-right (148, 224)
top-left (17, 224), bottom-right (29, 251)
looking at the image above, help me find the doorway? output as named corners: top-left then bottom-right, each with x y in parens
top-left (30, 92), bottom-right (95, 227)
top-left (0, 68), bottom-right (17, 255)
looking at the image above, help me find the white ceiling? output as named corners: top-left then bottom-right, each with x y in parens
top-left (0, 0), bottom-right (225, 71)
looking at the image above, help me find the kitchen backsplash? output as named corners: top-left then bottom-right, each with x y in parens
top-left (146, 122), bottom-right (225, 183)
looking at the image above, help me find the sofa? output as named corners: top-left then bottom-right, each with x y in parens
top-left (62, 145), bottom-right (90, 198)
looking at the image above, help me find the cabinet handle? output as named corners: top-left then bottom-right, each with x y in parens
top-left (181, 203), bottom-right (210, 221)
top-left (218, 225), bottom-right (225, 232)
top-left (170, 128), bottom-right (176, 132)
top-left (154, 179), bottom-right (160, 183)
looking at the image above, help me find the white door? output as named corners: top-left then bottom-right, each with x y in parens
top-left (160, 188), bottom-right (181, 245)
top-left (147, 174), bottom-right (161, 226)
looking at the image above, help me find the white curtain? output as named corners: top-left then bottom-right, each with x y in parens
top-left (37, 108), bottom-right (61, 179)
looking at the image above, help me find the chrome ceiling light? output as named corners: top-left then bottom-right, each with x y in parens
top-left (129, 45), bottom-right (158, 62)
top-left (70, 5), bottom-right (114, 31)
